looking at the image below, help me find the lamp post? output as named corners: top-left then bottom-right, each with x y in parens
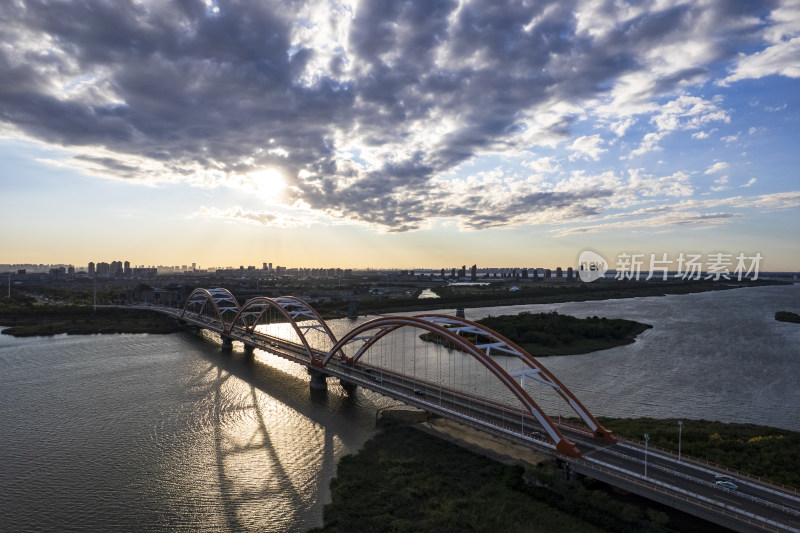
top-left (644, 433), bottom-right (650, 478)
top-left (678, 420), bottom-right (683, 462)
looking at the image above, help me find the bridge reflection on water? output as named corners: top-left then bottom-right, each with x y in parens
top-left (175, 288), bottom-right (615, 457)
top-left (140, 288), bottom-right (800, 533)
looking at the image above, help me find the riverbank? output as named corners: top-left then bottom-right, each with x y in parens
top-left (316, 279), bottom-right (786, 318)
top-left (0, 306), bottom-right (184, 337)
top-left (0, 279), bottom-right (781, 338)
top-left (310, 414), bottom-right (799, 533)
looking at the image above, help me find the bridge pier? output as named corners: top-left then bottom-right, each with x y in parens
top-left (308, 368), bottom-right (328, 390)
top-left (339, 379), bottom-right (357, 395)
top-left (243, 344), bottom-right (255, 356)
top-left (221, 336), bottom-right (233, 351)
top-left (558, 459), bottom-right (584, 482)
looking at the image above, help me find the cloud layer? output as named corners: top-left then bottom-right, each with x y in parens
top-left (1, 0), bottom-right (797, 232)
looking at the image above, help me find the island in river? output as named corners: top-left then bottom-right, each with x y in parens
top-left (422, 311), bottom-right (652, 357)
top-left (776, 310), bottom-right (800, 323)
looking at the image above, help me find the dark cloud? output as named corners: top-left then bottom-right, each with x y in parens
top-left (0, 0), bottom-right (782, 230)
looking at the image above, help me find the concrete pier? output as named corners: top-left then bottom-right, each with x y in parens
top-left (339, 379), bottom-right (357, 395)
top-left (221, 336), bottom-right (233, 351)
top-left (308, 368), bottom-right (328, 390)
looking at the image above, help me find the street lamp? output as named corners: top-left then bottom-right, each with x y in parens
top-left (644, 433), bottom-right (650, 478)
top-left (678, 420), bottom-right (683, 462)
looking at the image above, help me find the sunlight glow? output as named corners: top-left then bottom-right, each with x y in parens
top-left (250, 168), bottom-right (287, 203)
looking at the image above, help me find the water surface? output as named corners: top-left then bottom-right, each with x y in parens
top-left (1, 285), bottom-right (798, 531)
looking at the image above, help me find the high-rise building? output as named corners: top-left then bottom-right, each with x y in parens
top-left (88, 262), bottom-right (95, 276)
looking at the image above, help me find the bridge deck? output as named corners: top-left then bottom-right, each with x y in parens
top-left (141, 303), bottom-right (799, 533)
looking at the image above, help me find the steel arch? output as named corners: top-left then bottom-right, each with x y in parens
top-left (229, 296), bottom-right (340, 363)
top-left (182, 288), bottom-right (241, 332)
top-left (322, 315), bottom-right (582, 457)
top-left (415, 314), bottom-right (615, 442)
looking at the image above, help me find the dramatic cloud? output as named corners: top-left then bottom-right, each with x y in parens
top-left (723, 1), bottom-right (800, 83)
top-left (553, 191), bottom-right (800, 236)
top-left (0, 0), bottom-right (797, 232)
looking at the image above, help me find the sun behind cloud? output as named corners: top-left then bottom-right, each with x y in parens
top-left (249, 168), bottom-right (287, 204)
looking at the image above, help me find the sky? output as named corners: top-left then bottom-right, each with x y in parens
top-left (1, 0), bottom-right (799, 271)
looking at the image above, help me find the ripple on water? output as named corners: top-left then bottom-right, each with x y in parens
top-left (2, 286), bottom-right (798, 531)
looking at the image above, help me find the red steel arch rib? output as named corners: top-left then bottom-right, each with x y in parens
top-left (182, 288), bottom-right (240, 331)
top-left (229, 296), bottom-right (341, 363)
top-left (416, 314), bottom-right (615, 443)
top-left (322, 316), bottom-right (583, 458)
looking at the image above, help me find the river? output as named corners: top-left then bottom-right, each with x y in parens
top-left (1, 284), bottom-right (798, 531)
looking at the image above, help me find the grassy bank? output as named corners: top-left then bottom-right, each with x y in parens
top-left (599, 417), bottom-right (800, 487)
top-left (312, 418), bottom-right (799, 532)
top-left (0, 306), bottom-right (183, 337)
top-left (312, 425), bottom-right (647, 533)
top-left (314, 424), bottom-right (677, 533)
top-left (315, 279), bottom-right (783, 318)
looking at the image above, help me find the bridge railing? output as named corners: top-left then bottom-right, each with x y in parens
top-left (559, 454), bottom-right (791, 533)
top-left (555, 417), bottom-right (799, 497)
top-left (616, 433), bottom-right (800, 497)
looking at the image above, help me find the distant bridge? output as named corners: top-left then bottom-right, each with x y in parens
top-left (141, 288), bottom-right (799, 533)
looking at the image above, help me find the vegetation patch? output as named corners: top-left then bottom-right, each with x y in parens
top-left (775, 311), bottom-right (800, 324)
top-left (312, 425), bottom-right (664, 533)
top-left (314, 418), bottom-right (799, 533)
top-left (422, 311), bottom-right (652, 357)
top-left (314, 279), bottom-right (785, 318)
top-left (0, 306), bottom-right (183, 337)
top-left (597, 418), bottom-right (800, 488)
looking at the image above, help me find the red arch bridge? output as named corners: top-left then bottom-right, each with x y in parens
top-left (143, 288), bottom-right (799, 533)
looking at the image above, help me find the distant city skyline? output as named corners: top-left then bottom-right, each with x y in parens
top-left (1, 1), bottom-right (799, 270)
